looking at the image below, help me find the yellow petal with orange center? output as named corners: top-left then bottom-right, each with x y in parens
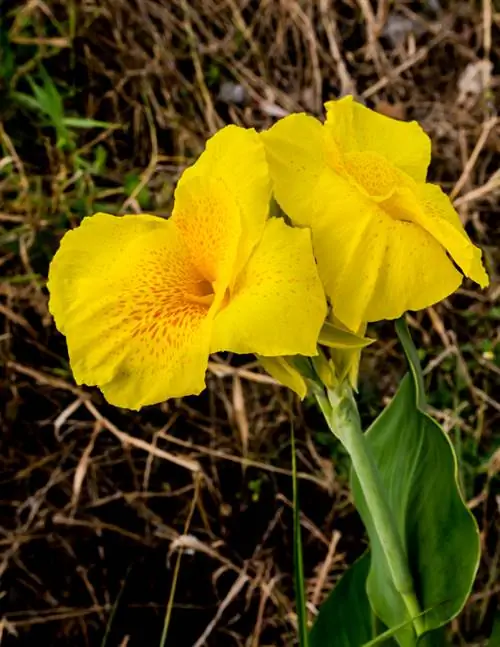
top-left (210, 218), bottom-right (326, 356)
top-left (172, 175), bottom-right (241, 301)
top-left (324, 95), bottom-right (431, 182)
top-left (48, 213), bottom-right (214, 409)
top-left (344, 150), bottom-right (400, 201)
top-left (181, 125), bottom-right (271, 274)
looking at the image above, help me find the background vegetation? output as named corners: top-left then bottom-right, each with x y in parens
top-left (0, 0), bottom-right (499, 644)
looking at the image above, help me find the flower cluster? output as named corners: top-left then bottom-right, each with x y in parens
top-left (48, 97), bottom-right (488, 409)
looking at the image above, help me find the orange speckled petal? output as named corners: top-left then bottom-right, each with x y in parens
top-left (179, 125), bottom-right (271, 274)
top-left (48, 213), bottom-right (213, 409)
top-left (210, 218), bottom-right (326, 356)
top-left (172, 174), bottom-right (241, 297)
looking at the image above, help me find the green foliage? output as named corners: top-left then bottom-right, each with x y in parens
top-left (318, 321), bottom-right (374, 350)
top-left (11, 66), bottom-right (116, 151)
top-left (488, 613), bottom-right (500, 646)
top-left (0, 27), bottom-right (15, 84)
top-left (309, 554), bottom-right (381, 646)
top-left (248, 477), bottom-right (263, 502)
top-left (351, 320), bottom-right (480, 645)
top-left (291, 423), bottom-right (310, 647)
top-left (124, 173), bottom-right (152, 210)
top-left (310, 319), bottom-right (480, 646)
top-left (309, 555), bottom-right (447, 646)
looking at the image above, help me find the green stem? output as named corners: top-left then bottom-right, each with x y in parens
top-left (291, 422), bottom-right (310, 647)
top-left (315, 383), bottom-right (425, 637)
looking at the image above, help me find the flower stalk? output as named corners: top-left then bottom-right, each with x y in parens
top-left (315, 381), bottom-right (425, 637)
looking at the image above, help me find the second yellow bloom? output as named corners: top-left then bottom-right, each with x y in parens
top-left (262, 96), bottom-right (488, 332)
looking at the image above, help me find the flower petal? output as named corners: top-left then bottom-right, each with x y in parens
top-left (261, 113), bottom-right (335, 226)
top-left (364, 217), bottom-right (463, 322)
top-left (210, 217), bottom-right (327, 356)
top-left (172, 174), bottom-right (241, 296)
top-left (258, 356), bottom-right (308, 399)
top-left (180, 125), bottom-right (271, 272)
top-left (410, 183), bottom-right (488, 287)
top-left (311, 195), bottom-right (462, 330)
top-left (311, 201), bottom-right (387, 331)
top-left (324, 95), bottom-right (431, 182)
top-left (48, 213), bottom-right (213, 409)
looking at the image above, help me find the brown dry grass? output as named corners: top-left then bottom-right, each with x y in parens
top-left (1, 0), bottom-right (499, 645)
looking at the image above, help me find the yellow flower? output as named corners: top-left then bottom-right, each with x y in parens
top-left (262, 95), bottom-right (489, 332)
top-left (48, 126), bottom-right (327, 409)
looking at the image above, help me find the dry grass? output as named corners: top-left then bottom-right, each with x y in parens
top-left (1, 0), bottom-right (499, 645)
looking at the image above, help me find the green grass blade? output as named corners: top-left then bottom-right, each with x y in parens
top-left (25, 76), bottom-right (52, 117)
top-left (26, 72), bottom-right (63, 124)
top-left (39, 66), bottom-right (65, 123)
top-left (100, 564), bottom-right (132, 647)
top-left (10, 92), bottom-right (43, 113)
top-left (63, 117), bottom-right (119, 129)
top-left (361, 610), bottom-right (429, 646)
top-left (158, 547), bottom-right (183, 647)
top-left (291, 423), bottom-right (309, 647)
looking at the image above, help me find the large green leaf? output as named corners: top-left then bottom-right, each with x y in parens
top-left (351, 321), bottom-right (480, 645)
top-left (310, 553), bottom-right (385, 647)
top-left (309, 552), bottom-right (444, 647)
top-left (488, 612), bottom-right (500, 646)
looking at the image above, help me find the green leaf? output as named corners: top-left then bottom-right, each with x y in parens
top-left (416, 627), bottom-right (447, 646)
top-left (310, 552), bottom-right (433, 646)
top-left (40, 67), bottom-right (65, 118)
top-left (0, 29), bottom-right (15, 82)
top-left (24, 69), bottom-right (73, 149)
top-left (258, 356), bottom-right (307, 399)
top-left (63, 117), bottom-right (118, 129)
top-left (394, 319), bottom-right (425, 409)
top-left (319, 321), bottom-right (374, 350)
top-left (488, 612), bottom-right (500, 646)
top-left (10, 91), bottom-right (44, 113)
top-left (291, 423), bottom-right (309, 647)
top-left (351, 322), bottom-right (480, 645)
top-left (363, 617), bottom-right (445, 647)
top-left (123, 172), bottom-right (151, 209)
top-left (27, 69), bottom-right (64, 124)
top-left (310, 553), bottom-right (383, 646)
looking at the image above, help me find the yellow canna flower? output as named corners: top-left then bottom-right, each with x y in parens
top-left (262, 95), bottom-right (489, 332)
top-left (48, 126), bottom-right (327, 410)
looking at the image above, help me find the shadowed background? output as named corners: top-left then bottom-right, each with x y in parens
top-left (0, 1), bottom-right (499, 645)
